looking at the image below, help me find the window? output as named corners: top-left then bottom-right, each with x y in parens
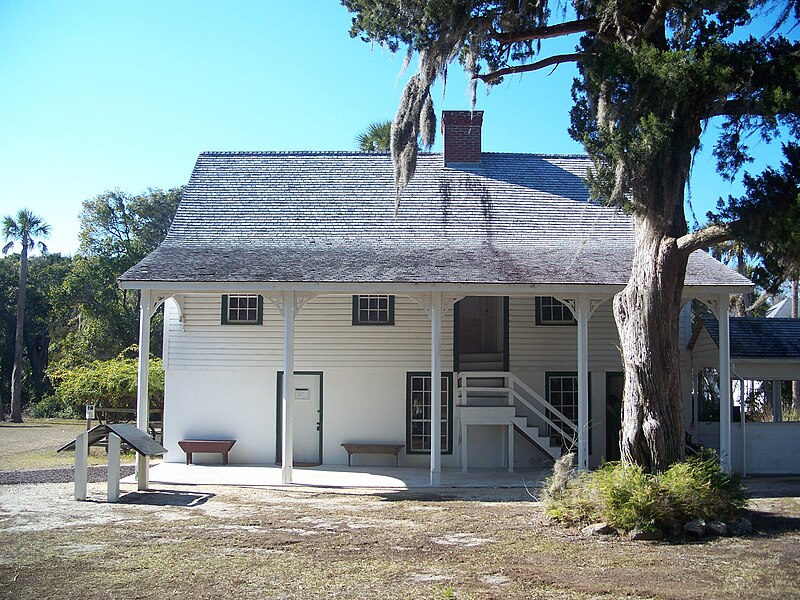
top-left (535, 296), bottom-right (576, 325)
top-left (407, 372), bottom-right (453, 454)
top-left (545, 372), bottom-right (590, 452)
top-left (352, 295), bottom-right (395, 325)
top-left (221, 294), bottom-right (263, 325)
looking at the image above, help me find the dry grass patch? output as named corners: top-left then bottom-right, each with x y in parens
top-left (1, 481), bottom-right (799, 599)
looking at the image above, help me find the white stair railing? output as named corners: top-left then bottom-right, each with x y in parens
top-left (456, 371), bottom-right (578, 445)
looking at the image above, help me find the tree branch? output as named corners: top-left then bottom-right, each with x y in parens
top-left (492, 19), bottom-right (599, 44)
top-left (476, 53), bottom-right (585, 83)
top-left (677, 224), bottom-right (733, 254)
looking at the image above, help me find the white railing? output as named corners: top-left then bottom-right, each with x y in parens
top-left (456, 371), bottom-right (578, 445)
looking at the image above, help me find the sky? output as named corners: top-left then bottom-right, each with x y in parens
top-left (0, 1), bottom-right (795, 256)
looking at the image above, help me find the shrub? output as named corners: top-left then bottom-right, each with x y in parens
top-left (30, 393), bottom-right (80, 419)
top-left (49, 345), bottom-right (164, 413)
top-left (544, 450), bottom-right (747, 534)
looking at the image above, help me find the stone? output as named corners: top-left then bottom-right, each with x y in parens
top-left (727, 517), bottom-right (753, 536)
top-left (706, 520), bottom-right (729, 536)
top-left (629, 527), bottom-right (663, 541)
top-left (582, 522), bottom-right (616, 536)
top-left (684, 519), bottom-right (706, 536)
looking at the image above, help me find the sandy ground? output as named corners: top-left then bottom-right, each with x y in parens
top-left (2, 422), bottom-right (800, 598)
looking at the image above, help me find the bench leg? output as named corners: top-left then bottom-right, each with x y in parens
top-left (222, 451), bottom-right (229, 465)
top-left (185, 452), bottom-right (192, 465)
top-left (348, 453), bottom-right (352, 467)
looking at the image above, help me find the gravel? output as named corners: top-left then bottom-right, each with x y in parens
top-left (0, 465), bottom-right (135, 485)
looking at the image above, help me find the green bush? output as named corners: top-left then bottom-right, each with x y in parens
top-left (49, 345), bottom-right (164, 413)
top-left (30, 393), bottom-right (80, 419)
top-left (544, 450), bottom-right (747, 533)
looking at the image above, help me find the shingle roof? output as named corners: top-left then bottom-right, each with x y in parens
top-left (701, 317), bottom-right (800, 359)
top-left (120, 151), bottom-right (751, 288)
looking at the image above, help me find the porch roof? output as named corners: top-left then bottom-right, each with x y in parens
top-left (701, 317), bottom-right (800, 359)
top-left (120, 151), bottom-right (750, 290)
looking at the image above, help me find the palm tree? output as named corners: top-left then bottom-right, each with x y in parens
top-left (2, 209), bottom-right (49, 422)
top-left (356, 120), bottom-right (392, 152)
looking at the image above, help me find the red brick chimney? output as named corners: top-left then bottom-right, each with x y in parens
top-left (441, 110), bottom-right (484, 166)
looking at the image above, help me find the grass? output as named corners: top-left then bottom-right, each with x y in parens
top-left (0, 418), bottom-right (135, 471)
top-left (2, 421), bottom-right (799, 599)
top-left (1, 483), bottom-right (799, 599)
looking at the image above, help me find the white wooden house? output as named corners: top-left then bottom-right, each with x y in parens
top-left (120, 111), bottom-right (752, 488)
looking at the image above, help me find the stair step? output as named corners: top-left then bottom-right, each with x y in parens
top-left (461, 387), bottom-right (509, 393)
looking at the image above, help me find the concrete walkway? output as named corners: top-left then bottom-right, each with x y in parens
top-left (124, 462), bottom-right (551, 489)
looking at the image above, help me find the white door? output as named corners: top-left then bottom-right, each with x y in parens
top-left (289, 373), bottom-right (322, 465)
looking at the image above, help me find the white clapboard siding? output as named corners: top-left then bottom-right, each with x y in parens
top-left (690, 327), bottom-right (719, 370)
top-left (166, 293), bottom-right (454, 370)
top-left (509, 297), bottom-right (622, 372)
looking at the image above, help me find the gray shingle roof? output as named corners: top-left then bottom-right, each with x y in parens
top-left (120, 151), bottom-right (751, 288)
top-left (701, 317), bottom-right (800, 359)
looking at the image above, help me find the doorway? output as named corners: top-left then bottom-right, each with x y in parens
top-left (276, 371), bottom-right (323, 466)
top-left (455, 297), bottom-right (508, 371)
top-left (606, 372), bottom-right (624, 461)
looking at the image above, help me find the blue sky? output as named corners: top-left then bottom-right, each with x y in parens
top-left (0, 1), bottom-right (793, 255)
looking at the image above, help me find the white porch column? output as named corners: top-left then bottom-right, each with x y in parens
top-left (281, 290), bottom-right (296, 484)
top-left (576, 295), bottom-right (590, 471)
top-left (136, 288), bottom-right (152, 491)
top-left (773, 380), bottom-right (783, 422)
top-left (718, 294), bottom-right (732, 473)
top-left (107, 433), bottom-right (121, 503)
top-left (430, 291), bottom-right (442, 486)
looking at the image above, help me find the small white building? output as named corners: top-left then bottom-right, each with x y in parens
top-left (689, 317), bottom-right (800, 475)
top-left (120, 111), bottom-right (753, 486)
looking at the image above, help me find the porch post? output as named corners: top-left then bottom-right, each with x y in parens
top-left (136, 288), bottom-right (152, 491)
top-left (430, 291), bottom-right (442, 486)
top-left (576, 295), bottom-right (590, 472)
top-left (282, 290), bottom-right (296, 484)
top-left (718, 294), bottom-right (732, 473)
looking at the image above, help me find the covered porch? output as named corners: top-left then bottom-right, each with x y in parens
top-left (124, 461), bottom-right (551, 489)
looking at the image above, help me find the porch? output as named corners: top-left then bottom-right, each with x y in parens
top-left (123, 462), bottom-right (551, 489)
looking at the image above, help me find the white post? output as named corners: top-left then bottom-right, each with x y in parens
top-left (740, 378), bottom-right (747, 477)
top-left (136, 288), bottom-right (152, 491)
top-left (461, 424), bottom-right (468, 473)
top-left (430, 291), bottom-right (442, 486)
top-left (281, 290), bottom-right (296, 484)
top-left (507, 424), bottom-right (514, 473)
top-left (74, 431), bottom-right (88, 501)
top-left (107, 433), bottom-right (121, 503)
top-left (718, 294), bottom-right (732, 473)
top-left (576, 295), bottom-right (590, 471)
top-left (773, 380), bottom-right (783, 422)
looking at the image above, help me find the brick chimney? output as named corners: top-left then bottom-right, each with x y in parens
top-left (441, 110), bottom-right (484, 166)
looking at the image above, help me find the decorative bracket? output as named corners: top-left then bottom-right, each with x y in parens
top-left (266, 292), bottom-right (318, 317)
top-left (554, 295), bottom-right (611, 321)
top-left (408, 293), bottom-right (464, 319)
top-left (696, 297), bottom-right (720, 317)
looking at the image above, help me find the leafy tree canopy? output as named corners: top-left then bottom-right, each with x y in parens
top-left (343, 0), bottom-right (800, 472)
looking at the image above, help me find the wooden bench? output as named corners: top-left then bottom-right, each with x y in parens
top-left (341, 443), bottom-right (404, 467)
top-left (178, 439), bottom-right (236, 465)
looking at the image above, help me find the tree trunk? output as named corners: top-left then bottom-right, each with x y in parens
top-left (614, 215), bottom-right (688, 472)
top-left (24, 331), bottom-right (50, 401)
top-left (11, 244), bottom-right (28, 423)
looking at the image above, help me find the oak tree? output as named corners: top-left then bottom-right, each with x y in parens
top-left (343, 0), bottom-right (800, 471)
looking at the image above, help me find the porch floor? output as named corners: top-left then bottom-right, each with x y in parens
top-left (124, 462), bottom-right (551, 489)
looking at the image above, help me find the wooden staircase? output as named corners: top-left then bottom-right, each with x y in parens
top-left (456, 371), bottom-right (577, 470)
